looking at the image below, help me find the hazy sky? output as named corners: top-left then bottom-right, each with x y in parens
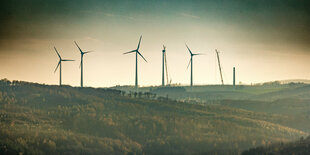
top-left (0, 0), bottom-right (309, 87)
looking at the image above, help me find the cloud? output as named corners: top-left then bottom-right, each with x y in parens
top-left (84, 36), bottom-right (104, 43)
top-left (81, 10), bottom-right (137, 21)
top-left (180, 13), bottom-right (200, 19)
top-left (103, 12), bottom-right (137, 21)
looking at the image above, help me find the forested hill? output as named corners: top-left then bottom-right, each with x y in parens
top-left (0, 79), bottom-right (307, 154)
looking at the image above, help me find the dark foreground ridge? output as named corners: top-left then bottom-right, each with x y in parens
top-left (242, 136), bottom-right (310, 155)
top-left (0, 79), bottom-right (308, 154)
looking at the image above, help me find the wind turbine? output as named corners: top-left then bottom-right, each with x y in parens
top-left (162, 45), bottom-right (171, 86)
top-left (123, 35), bottom-right (147, 89)
top-left (54, 47), bottom-right (74, 86)
top-left (185, 44), bottom-right (203, 87)
top-left (74, 41), bottom-right (93, 88)
top-left (215, 49), bottom-right (224, 85)
top-left (162, 45), bottom-right (166, 86)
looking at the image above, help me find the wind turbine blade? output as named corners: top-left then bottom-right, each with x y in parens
top-left (137, 51), bottom-right (147, 62)
top-left (163, 45), bottom-right (166, 50)
top-left (123, 50), bottom-right (136, 55)
top-left (62, 59), bottom-right (75, 61)
top-left (137, 35), bottom-right (142, 50)
top-left (186, 59), bottom-right (191, 69)
top-left (185, 44), bottom-right (192, 55)
top-left (193, 53), bottom-right (205, 56)
top-left (54, 47), bottom-right (61, 59)
top-left (74, 41), bottom-right (83, 54)
top-left (84, 50), bottom-right (94, 54)
top-left (54, 61), bottom-right (60, 73)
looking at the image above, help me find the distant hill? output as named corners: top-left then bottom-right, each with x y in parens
top-left (259, 79), bottom-right (310, 85)
top-left (0, 79), bottom-right (308, 154)
top-left (280, 79), bottom-right (310, 84)
top-left (150, 86), bottom-right (186, 93)
top-left (112, 82), bottom-right (308, 103)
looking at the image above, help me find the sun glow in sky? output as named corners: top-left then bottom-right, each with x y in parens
top-left (0, 0), bottom-right (309, 87)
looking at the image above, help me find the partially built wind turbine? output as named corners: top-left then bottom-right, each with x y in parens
top-left (123, 35), bottom-right (147, 89)
top-left (74, 41), bottom-right (93, 88)
top-left (215, 49), bottom-right (224, 85)
top-left (162, 45), bottom-right (171, 86)
top-left (186, 44), bottom-right (203, 87)
top-left (162, 45), bottom-right (166, 86)
top-left (54, 47), bottom-right (74, 86)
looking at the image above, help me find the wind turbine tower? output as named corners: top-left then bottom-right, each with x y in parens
top-left (123, 35), bottom-right (147, 89)
top-left (54, 47), bottom-right (74, 86)
top-left (74, 41), bottom-right (93, 88)
top-left (186, 44), bottom-right (203, 87)
top-left (233, 67), bottom-right (236, 86)
top-left (216, 49), bottom-right (224, 85)
top-left (162, 45), bottom-right (166, 86)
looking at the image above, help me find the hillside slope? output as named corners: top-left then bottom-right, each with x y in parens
top-left (0, 80), bottom-right (307, 154)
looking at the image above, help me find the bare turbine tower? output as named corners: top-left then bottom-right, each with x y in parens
top-left (162, 45), bottom-right (166, 86)
top-left (74, 41), bottom-right (93, 88)
top-left (233, 67), bottom-right (236, 86)
top-left (123, 35), bottom-right (147, 89)
top-left (54, 47), bottom-right (74, 86)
